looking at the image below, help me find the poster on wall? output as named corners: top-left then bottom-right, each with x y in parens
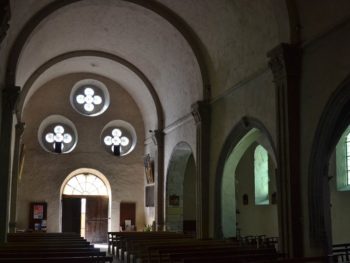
top-left (33, 204), bottom-right (44, 219)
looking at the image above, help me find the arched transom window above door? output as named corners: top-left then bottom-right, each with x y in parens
top-left (70, 79), bottom-right (110, 117)
top-left (63, 174), bottom-right (108, 196)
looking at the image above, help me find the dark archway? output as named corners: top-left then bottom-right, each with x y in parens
top-left (214, 117), bottom-right (277, 238)
top-left (309, 74), bottom-right (350, 253)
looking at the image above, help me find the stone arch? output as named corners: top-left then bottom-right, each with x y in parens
top-left (16, 50), bottom-right (164, 132)
top-left (214, 117), bottom-right (277, 238)
top-left (6, 0), bottom-right (210, 98)
top-left (309, 74), bottom-right (350, 252)
top-left (165, 142), bottom-right (196, 233)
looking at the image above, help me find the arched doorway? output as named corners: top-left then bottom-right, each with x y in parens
top-left (166, 142), bottom-right (196, 235)
top-left (215, 118), bottom-right (279, 246)
top-left (60, 169), bottom-right (111, 243)
top-left (309, 75), bottom-right (350, 253)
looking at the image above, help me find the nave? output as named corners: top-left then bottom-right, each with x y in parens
top-left (1, 0), bottom-right (350, 262)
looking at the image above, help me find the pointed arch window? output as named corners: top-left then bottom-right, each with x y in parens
top-left (254, 145), bottom-right (269, 205)
top-left (63, 174), bottom-right (108, 196)
top-left (336, 126), bottom-right (350, 190)
top-left (347, 132), bottom-right (350, 185)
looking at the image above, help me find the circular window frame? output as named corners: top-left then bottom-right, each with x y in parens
top-left (101, 120), bottom-right (137, 156)
top-left (70, 79), bottom-right (110, 117)
top-left (38, 115), bottom-right (78, 154)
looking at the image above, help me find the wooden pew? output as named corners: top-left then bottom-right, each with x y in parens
top-left (154, 246), bottom-right (275, 263)
top-left (0, 256), bottom-right (111, 263)
top-left (0, 251), bottom-right (107, 258)
top-left (123, 235), bottom-right (193, 261)
top-left (108, 231), bottom-right (191, 254)
top-left (0, 233), bottom-right (113, 263)
top-left (333, 243), bottom-right (350, 262)
top-left (108, 231), bottom-right (192, 258)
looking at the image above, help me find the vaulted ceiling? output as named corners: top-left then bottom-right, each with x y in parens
top-left (10, 0), bottom-right (288, 137)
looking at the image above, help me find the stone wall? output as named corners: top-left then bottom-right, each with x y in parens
top-left (17, 73), bottom-right (145, 232)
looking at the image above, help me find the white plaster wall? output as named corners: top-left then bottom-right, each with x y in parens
top-left (143, 141), bottom-right (156, 227)
top-left (156, 0), bottom-right (280, 98)
top-left (0, 0), bottom-right (54, 86)
top-left (17, 73), bottom-right (145, 232)
top-left (183, 156), bottom-right (196, 221)
top-left (164, 117), bottom-right (197, 185)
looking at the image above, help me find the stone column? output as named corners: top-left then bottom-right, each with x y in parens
top-left (0, 86), bottom-right (20, 242)
top-left (192, 101), bottom-right (210, 239)
top-left (267, 44), bottom-right (302, 257)
top-left (8, 122), bottom-right (25, 233)
top-left (152, 129), bottom-right (165, 230)
top-left (0, 1), bottom-right (11, 45)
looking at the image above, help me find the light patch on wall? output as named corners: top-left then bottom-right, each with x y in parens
top-left (254, 145), bottom-right (269, 205)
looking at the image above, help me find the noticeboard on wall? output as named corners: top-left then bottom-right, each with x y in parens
top-left (29, 202), bottom-right (47, 231)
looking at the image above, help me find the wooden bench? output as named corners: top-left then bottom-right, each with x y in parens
top-left (0, 233), bottom-right (113, 263)
top-left (0, 256), bottom-right (111, 263)
top-left (108, 231), bottom-right (192, 258)
top-left (153, 245), bottom-right (274, 263)
top-left (333, 243), bottom-right (350, 262)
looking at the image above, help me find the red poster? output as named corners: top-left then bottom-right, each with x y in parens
top-left (33, 205), bottom-right (43, 219)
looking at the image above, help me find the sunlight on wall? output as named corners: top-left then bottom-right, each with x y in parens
top-left (254, 145), bottom-right (269, 205)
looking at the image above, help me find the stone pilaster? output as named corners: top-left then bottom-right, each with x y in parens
top-left (267, 44), bottom-right (302, 257)
top-left (191, 101), bottom-right (210, 239)
top-left (0, 1), bottom-right (11, 45)
top-left (152, 129), bottom-right (165, 230)
top-left (8, 122), bottom-right (25, 233)
top-left (0, 86), bottom-right (20, 242)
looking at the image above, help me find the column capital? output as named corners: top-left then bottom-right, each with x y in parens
top-left (151, 129), bottom-right (164, 146)
top-left (267, 43), bottom-right (301, 84)
top-left (3, 86), bottom-right (20, 112)
top-left (191, 100), bottom-right (210, 125)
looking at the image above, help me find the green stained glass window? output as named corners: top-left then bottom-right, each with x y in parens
top-left (254, 145), bottom-right (269, 205)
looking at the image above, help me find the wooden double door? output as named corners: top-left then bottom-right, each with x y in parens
top-left (62, 196), bottom-right (108, 243)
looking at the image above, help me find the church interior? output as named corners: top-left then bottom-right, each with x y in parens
top-left (1, 0), bottom-right (350, 262)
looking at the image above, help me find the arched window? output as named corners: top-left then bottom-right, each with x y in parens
top-left (63, 174), bottom-right (108, 196)
top-left (336, 126), bottom-right (350, 190)
top-left (254, 145), bottom-right (269, 205)
top-left (347, 132), bottom-right (350, 185)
